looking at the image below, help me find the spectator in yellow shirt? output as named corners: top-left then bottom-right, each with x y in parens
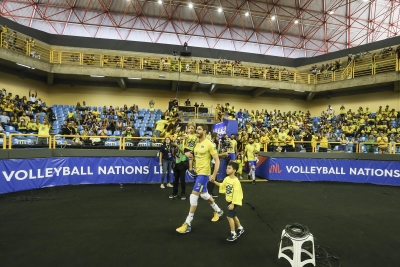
top-left (27, 118), bottom-right (38, 133)
top-left (37, 118), bottom-right (51, 145)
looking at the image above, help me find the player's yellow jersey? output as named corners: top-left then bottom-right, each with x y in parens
top-left (185, 133), bottom-right (197, 150)
top-left (194, 139), bottom-right (217, 175)
top-left (245, 143), bottom-right (256, 161)
top-left (219, 176), bottom-right (243, 206)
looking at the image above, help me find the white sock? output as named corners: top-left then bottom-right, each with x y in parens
top-left (185, 212), bottom-right (194, 225)
top-left (238, 226), bottom-right (243, 230)
top-left (210, 202), bottom-right (220, 212)
top-left (252, 170), bottom-right (255, 180)
top-left (231, 231), bottom-right (236, 235)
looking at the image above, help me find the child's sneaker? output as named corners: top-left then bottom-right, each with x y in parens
top-left (236, 228), bottom-right (244, 237)
top-left (226, 232), bottom-right (237, 242)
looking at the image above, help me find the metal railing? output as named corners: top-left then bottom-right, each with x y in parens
top-left (260, 140), bottom-right (400, 154)
top-left (1, 30), bottom-right (400, 85)
top-left (8, 134), bottom-right (52, 149)
top-left (0, 133), bottom-right (5, 149)
top-left (52, 135), bottom-right (123, 150)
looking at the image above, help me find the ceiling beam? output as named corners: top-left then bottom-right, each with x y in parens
top-left (171, 81), bottom-right (178, 91)
top-left (47, 72), bottom-right (54, 86)
top-left (306, 92), bottom-right (316, 101)
top-left (251, 88), bottom-right (268, 98)
top-left (209, 84), bottom-right (219, 94)
top-left (116, 77), bottom-right (126, 90)
top-left (190, 82), bottom-right (198, 92)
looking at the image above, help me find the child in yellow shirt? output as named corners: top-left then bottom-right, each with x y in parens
top-left (210, 162), bottom-right (244, 242)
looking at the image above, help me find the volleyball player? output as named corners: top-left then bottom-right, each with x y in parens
top-left (176, 124), bottom-right (223, 234)
top-left (245, 137), bottom-right (258, 185)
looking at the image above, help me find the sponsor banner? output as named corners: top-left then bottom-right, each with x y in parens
top-left (268, 158), bottom-right (400, 186)
top-left (0, 157), bottom-right (186, 194)
top-left (212, 119), bottom-right (238, 136)
top-left (243, 156), bottom-right (269, 179)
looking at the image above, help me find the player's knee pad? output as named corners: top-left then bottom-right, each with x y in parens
top-left (200, 192), bottom-right (211, 201)
top-left (190, 194), bottom-right (199, 206)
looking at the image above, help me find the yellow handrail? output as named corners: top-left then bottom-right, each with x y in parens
top-left (8, 134), bottom-right (52, 149)
top-left (122, 137), bottom-right (165, 150)
top-left (0, 133), bottom-right (5, 149)
top-left (53, 135), bottom-right (123, 150)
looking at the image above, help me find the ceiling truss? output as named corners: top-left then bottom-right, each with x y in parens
top-left (0, 0), bottom-right (399, 58)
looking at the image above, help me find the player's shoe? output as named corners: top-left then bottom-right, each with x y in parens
top-left (180, 194), bottom-right (186, 200)
top-left (166, 183), bottom-right (173, 188)
top-left (169, 195), bottom-right (177, 200)
top-left (186, 169), bottom-right (197, 178)
top-left (252, 180), bottom-right (256, 185)
top-left (226, 232), bottom-right (237, 242)
top-left (236, 228), bottom-right (245, 237)
top-left (211, 210), bottom-right (224, 222)
top-left (176, 223), bottom-right (191, 234)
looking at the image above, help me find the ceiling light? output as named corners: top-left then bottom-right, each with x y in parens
top-left (16, 63), bottom-right (35, 69)
top-left (158, 0), bottom-right (162, 4)
top-left (159, 75), bottom-right (165, 78)
top-left (128, 77), bottom-right (142, 80)
top-left (218, 7), bottom-right (222, 13)
top-left (295, 89), bottom-right (305, 92)
top-left (188, 3), bottom-right (193, 8)
top-left (328, 10), bottom-right (334, 14)
top-left (90, 75), bottom-right (104, 77)
top-left (270, 87), bottom-right (279, 90)
top-left (245, 11), bottom-right (249, 16)
top-left (271, 15), bottom-right (276, 20)
top-left (200, 82), bottom-right (211, 84)
top-left (294, 20), bottom-right (299, 24)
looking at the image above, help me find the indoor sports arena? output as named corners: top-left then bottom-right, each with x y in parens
top-left (1, 1), bottom-right (400, 266)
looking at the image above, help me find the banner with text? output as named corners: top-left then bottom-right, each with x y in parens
top-left (212, 119), bottom-right (238, 136)
top-left (268, 158), bottom-right (400, 186)
top-left (0, 157), bottom-right (182, 194)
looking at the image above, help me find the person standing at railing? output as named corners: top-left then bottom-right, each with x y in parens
top-left (36, 118), bottom-right (51, 145)
top-left (377, 131), bottom-right (389, 154)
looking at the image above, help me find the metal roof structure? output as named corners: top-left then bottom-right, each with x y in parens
top-left (1, 0), bottom-right (399, 58)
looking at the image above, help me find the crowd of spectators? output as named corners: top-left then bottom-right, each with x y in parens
top-left (208, 103), bottom-right (400, 154)
top-left (0, 86), bottom-right (398, 153)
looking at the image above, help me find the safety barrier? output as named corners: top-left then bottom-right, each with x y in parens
top-left (52, 135), bottom-right (123, 150)
top-left (8, 134), bottom-right (52, 149)
top-left (0, 133), bottom-right (5, 149)
top-left (261, 140), bottom-right (400, 154)
top-left (1, 30), bottom-right (400, 85)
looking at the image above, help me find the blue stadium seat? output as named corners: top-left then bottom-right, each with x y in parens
top-left (5, 126), bottom-right (18, 133)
